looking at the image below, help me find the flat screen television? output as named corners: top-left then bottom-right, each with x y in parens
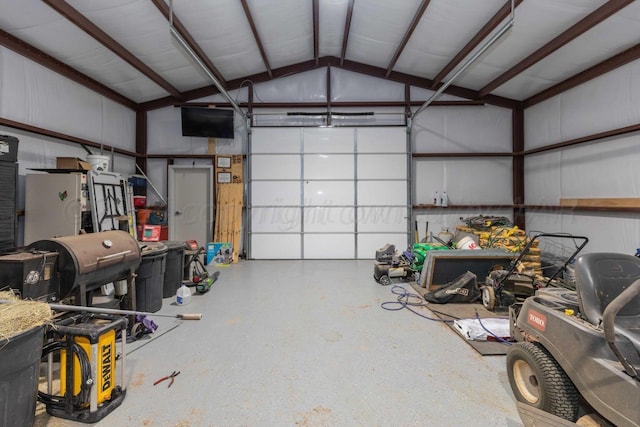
top-left (181, 107), bottom-right (235, 138)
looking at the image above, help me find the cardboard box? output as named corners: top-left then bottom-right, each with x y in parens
top-left (206, 242), bottom-right (232, 265)
top-left (56, 157), bottom-right (91, 171)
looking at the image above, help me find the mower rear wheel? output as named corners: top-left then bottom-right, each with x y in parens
top-left (481, 285), bottom-right (495, 310)
top-left (507, 342), bottom-right (579, 422)
top-left (379, 275), bottom-right (391, 286)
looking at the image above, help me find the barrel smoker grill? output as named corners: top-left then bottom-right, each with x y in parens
top-left (27, 230), bottom-right (141, 307)
top-left (25, 231), bottom-right (140, 423)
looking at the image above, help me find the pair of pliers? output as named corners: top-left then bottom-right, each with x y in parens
top-left (154, 371), bottom-right (180, 388)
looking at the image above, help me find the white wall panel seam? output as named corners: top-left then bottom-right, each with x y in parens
top-left (299, 127), bottom-right (305, 258)
top-left (1, 46), bottom-right (135, 150)
top-left (354, 127), bottom-right (358, 257)
top-left (247, 125), bottom-right (253, 256)
top-left (99, 96), bottom-right (105, 148)
top-left (525, 60), bottom-right (640, 148)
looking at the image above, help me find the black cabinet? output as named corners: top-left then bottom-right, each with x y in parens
top-left (0, 162), bottom-right (17, 253)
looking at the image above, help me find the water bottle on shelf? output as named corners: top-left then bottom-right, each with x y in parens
top-left (176, 283), bottom-right (192, 306)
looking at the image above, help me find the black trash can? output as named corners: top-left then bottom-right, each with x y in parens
top-left (162, 241), bottom-right (185, 298)
top-left (135, 242), bottom-right (167, 313)
top-left (0, 324), bottom-right (45, 427)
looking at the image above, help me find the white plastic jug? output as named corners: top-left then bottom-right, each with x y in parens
top-left (437, 227), bottom-right (454, 245)
top-left (176, 283), bottom-right (192, 306)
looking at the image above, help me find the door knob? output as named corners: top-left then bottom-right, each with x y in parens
top-left (175, 211), bottom-right (182, 216)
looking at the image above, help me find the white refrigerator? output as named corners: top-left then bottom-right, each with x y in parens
top-left (24, 172), bottom-right (91, 244)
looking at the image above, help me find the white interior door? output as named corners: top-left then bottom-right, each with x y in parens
top-left (249, 127), bottom-right (408, 259)
top-left (168, 165), bottom-right (214, 247)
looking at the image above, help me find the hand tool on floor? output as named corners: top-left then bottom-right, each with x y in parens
top-left (46, 303), bottom-right (203, 320)
top-left (154, 371), bottom-right (180, 388)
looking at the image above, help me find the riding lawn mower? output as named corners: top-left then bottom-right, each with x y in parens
top-left (507, 252), bottom-right (640, 426)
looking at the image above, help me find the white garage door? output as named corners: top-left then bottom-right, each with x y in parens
top-left (249, 127), bottom-right (408, 259)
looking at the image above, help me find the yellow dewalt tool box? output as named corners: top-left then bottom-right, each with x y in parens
top-left (43, 314), bottom-right (127, 423)
top-left (60, 328), bottom-right (116, 404)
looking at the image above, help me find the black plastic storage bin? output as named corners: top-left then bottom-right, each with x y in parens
top-left (162, 241), bottom-right (185, 298)
top-left (135, 242), bottom-right (167, 312)
top-left (0, 324), bottom-right (45, 427)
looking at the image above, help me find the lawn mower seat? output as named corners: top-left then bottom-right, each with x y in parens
top-left (575, 253), bottom-right (640, 352)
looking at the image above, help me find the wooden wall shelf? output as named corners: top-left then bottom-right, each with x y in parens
top-left (412, 204), bottom-right (640, 214)
top-left (516, 205), bottom-right (640, 214)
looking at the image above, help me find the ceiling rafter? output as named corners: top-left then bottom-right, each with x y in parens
top-left (313, 0), bottom-right (320, 66)
top-left (150, 0), bottom-right (227, 90)
top-left (385, 0), bottom-right (431, 78)
top-left (140, 56), bottom-right (520, 112)
top-left (524, 41), bottom-right (640, 108)
top-left (340, 58), bottom-right (519, 109)
top-left (240, 0), bottom-right (273, 79)
top-left (141, 58), bottom-right (318, 111)
top-left (42, 0), bottom-right (182, 100)
top-left (431, 0), bottom-right (523, 89)
top-left (0, 29), bottom-right (137, 110)
top-left (478, 0), bottom-right (634, 97)
top-left (0, 116), bottom-right (137, 156)
top-left (340, 0), bottom-right (355, 66)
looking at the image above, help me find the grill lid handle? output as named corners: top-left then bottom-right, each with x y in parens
top-left (96, 250), bottom-right (132, 265)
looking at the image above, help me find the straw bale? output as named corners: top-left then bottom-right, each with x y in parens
top-left (0, 291), bottom-right (52, 341)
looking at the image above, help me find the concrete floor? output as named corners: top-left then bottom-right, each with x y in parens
top-left (36, 260), bottom-right (523, 427)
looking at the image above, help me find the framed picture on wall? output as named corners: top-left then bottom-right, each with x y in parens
top-left (217, 172), bottom-right (231, 183)
top-left (217, 156), bottom-right (231, 169)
